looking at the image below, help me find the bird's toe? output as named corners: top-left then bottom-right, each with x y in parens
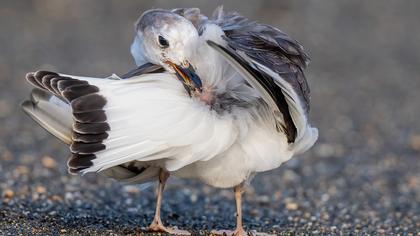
top-left (211, 229), bottom-right (247, 236)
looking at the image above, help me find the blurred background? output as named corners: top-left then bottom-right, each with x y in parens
top-left (0, 0), bottom-right (419, 235)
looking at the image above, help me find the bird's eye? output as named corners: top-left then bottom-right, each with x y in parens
top-left (158, 35), bottom-right (169, 48)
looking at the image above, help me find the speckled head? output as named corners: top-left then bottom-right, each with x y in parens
top-left (131, 9), bottom-right (202, 94)
top-left (133, 9), bottom-right (198, 66)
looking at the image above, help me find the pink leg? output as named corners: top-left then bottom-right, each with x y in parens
top-left (211, 185), bottom-right (276, 236)
top-left (147, 169), bottom-right (190, 235)
top-left (211, 184), bottom-right (247, 236)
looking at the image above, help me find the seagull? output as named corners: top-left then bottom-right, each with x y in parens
top-left (22, 6), bottom-right (318, 236)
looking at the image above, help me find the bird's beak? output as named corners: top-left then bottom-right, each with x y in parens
top-left (120, 63), bottom-right (164, 79)
top-left (166, 61), bottom-right (202, 96)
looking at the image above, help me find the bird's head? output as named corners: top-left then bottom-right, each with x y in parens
top-left (130, 9), bottom-right (202, 95)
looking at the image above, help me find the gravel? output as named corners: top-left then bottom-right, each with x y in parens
top-left (0, 1), bottom-right (419, 235)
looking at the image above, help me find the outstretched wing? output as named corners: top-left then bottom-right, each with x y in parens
top-left (206, 7), bottom-right (313, 147)
top-left (23, 71), bottom-right (238, 175)
top-left (24, 71), bottom-right (112, 173)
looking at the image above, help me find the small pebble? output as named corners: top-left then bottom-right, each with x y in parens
top-left (36, 186), bottom-right (47, 194)
top-left (122, 185), bottom-right (139, 194)
top-left (2, 150), bottom-right (13, 161)
top-left (65, 192), bottom-right (74, 201)
top-left (256, 195), bottom-right (270, 204)
top-left (51, 195), bottom-right (63, 202)
top-left (14, 165), bottom-right (29, 175)
top-left (41, 156), bottom-right (57, 168)
top-left (190, 193), bottom-right (198, 203)
top-left (286, 202), bottom-right (298, 210)
top-left (3, 189), bottom-right (14, 199)
top-left (409, 135), bottom-right (420, 151)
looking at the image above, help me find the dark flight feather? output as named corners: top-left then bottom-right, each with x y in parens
top-left (121, 62), bottom-right (165, 79)
top-left (25, 71), bottom-right (109, 172)
top-left (62, 84), bottom-right (99, 101)
top-left (73, 122), bottom-right (110, 134)
top-left (73, 110), bottom-right (106, 123)
top-left (213, 8), bottom-right (311, 113)
top-left (72, 132), bottom-right (109, 143)
top-left (207, 40), bottom-right (297, 142)
top-left (24, 66), bottom-right (168, 175)
top-left (173, 7), bottom-right (311, 142)
top-left (67, 154), bottom-right (96, 168)
top-left (71, 93), bottom-right (107, 113)
top-left (70, 142), bottom-right (105, 154)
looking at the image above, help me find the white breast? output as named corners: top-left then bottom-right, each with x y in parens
top-left (174, 117), bottom-right (293, 188)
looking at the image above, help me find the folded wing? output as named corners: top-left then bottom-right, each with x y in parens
top-left (207, 7), bottom-right (317, 153)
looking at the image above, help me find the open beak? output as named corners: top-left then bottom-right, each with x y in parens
top-left (166, 61), bottom-right (203, 96)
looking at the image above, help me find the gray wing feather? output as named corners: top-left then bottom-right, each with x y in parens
top-left (212, 6), bottom-right (311, 113)
top-left (207, 40), bottom-right (298, 142)
top-left (171, 6), bottom-right (313, 143)
top-left (22, 88), bottom-right (73, 144)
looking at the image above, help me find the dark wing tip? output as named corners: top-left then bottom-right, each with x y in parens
top-left (73, 122), bottom-right (110, 134)
top-left (70, 142), bottom-right (106, 154)
top-left (72, 132), bottom-right (109, 143)
top-left (25, 72), bottom-right (42, 88)
top-left (71, 94), bottom-right (107, 113)
top-left (68, 154), bottom-right (96, 169)
top-left (73, 110), bottom-right (107, 123)
top-left (34, 70), bottom-right (58, 79)
top-left (25, 72), bottom-right (35, 80)
top-left (62, 85), bottom-right (99, 102)
top-left (24, 71), bottom-right (110, 174)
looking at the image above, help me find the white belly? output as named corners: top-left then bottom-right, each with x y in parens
top-left (174, 125), bottom-right (293, 188)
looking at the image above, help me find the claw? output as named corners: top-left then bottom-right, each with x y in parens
top-left (148, 221), bottom-right (191, 235)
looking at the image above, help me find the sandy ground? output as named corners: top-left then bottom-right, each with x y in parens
top-left (0, 1), bottom-right (419, 235)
